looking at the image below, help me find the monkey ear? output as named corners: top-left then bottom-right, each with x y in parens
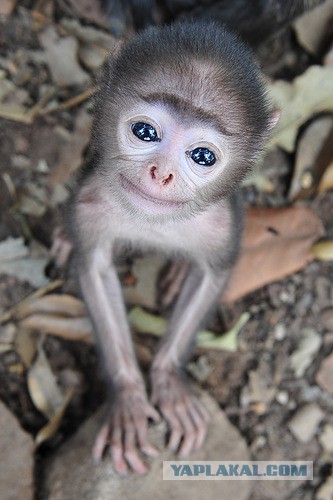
top-left (268, 108), bottom-right (280, 130)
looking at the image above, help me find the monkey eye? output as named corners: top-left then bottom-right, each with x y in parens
top-left (131, 122), bottom-right (159, 142)
top-left (190, 147), bottom-right (216, 167)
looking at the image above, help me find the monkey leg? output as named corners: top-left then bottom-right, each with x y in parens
top-left (79, 259), bottom-right (160, 474)
top-left (150, 266), bottom-right (229, 457)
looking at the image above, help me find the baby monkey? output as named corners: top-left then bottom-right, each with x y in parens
top-left (70, 21), bottom-right (275, 474)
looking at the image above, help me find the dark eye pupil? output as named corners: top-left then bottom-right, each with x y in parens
top-left (190, 147), bottom-right (216, 166)
top-left (131, 122), bottom-right (158, 142)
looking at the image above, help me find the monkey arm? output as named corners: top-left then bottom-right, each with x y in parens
top-left (150, 265), bottom-right (230, 457)
top-left (78, 255), bottom-right (160, 474)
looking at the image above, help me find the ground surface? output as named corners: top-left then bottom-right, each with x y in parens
top-left (0, 2), bottom-right (333, 499)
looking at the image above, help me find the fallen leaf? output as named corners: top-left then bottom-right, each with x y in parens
top-left (124, 254), bottom-right (166, 309)
top-left (268, 66), bottom-right (333, 152)
top-left (20, 314), bottom-right (92, 342)
top-left (0, 0), bottom-right (16, 16)
top-left (27, 346), bottom-right (65, 419)
top-left (38, 27), bottom-right (90, 87)
top-left (60, 0), bottom-right (108, 30)
top-left (61, 18), bottom-right (116, 50)
top-left (15, 329), bottom-right (38, 368)
top-left (0, 401), bottom-right (34, 500)
top-left (288, 116), bottom-right (333, 200)
top-left (13, 294), bottom-right (86, 320)
top-left (36, 388), bottom-right (74, 446)
top-left (312, 241), bottom-right (333, 261)
top-left (128, 306), bottom-right (248, 351)
top-left (0, 237), bottom-right (49, 288)
top-left (289, 328), bottom-right (322, 377)
top-left (48, 108), bottom-right (93, 186)
top-left (0, 279), bottom-right (64, 323)
top-left (294, 0), bottom-right (333, 55)
top-left (223, 206), bottom-right (324, 303)
top-left (318, 160), bottom-right (333, 192)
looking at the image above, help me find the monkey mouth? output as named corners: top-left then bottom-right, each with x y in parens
top-left (119, 175), bottom-right (185, 213)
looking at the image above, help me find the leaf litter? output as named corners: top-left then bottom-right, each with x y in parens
top-left (0, 3), bottom-right (333, 498)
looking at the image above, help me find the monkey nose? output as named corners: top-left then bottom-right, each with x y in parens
top-left (150, 166), bottom-right (174, 186)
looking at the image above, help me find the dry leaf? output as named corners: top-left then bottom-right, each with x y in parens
top-left (27, 346), bottom-right (65, 419)
top-left (268, 66), bottom-right (333, 152)
top-left (36, 388), bottom-right (74, 446)
top-left (288, 116), bottom-right (333, 200)
top-left (38, 27), bottom-right (90, 87)
top-left (223, 206), bottom-right (324, 303)
top-left (128, 306), bottom-right (248, 351)
top-left (0, 237), bottom-right (49, 288)
top-left (318, 161), bottom-right (333, 192)
top-left (312, 241), bottom-right (333, 261)
top-left (294, 0), bottom-right (333, 55)
top-left (0, 0), bottom-right (16, 16)
top-left (13, 294), bottom-right (86, 320)
top-left (48, 108), bottom-right (93, 186)
top-left (15, 329), bottom-right (38, 368)
top-left (20, 314), bottom-right (92, 342)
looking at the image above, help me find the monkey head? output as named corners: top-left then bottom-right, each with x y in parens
top-left (91, 21), bottom-right (275, 222)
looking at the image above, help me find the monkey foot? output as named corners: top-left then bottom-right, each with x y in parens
top-left (92, 384), bottom-right (160, 475)
top-left (150, 369), bottom-right (210, 457)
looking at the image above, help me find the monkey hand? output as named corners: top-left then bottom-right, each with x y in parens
top-left (150, 368), bottom-right (210, 457)
top-left (92, 380), bottom-right (160, 475)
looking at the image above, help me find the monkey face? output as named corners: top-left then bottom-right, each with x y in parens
top-left (112, 101), bottom-right (232, 218)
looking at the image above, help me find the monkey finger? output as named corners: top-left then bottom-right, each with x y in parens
top-left (175, 405), bottom-right (196, 458)
top-left (124, 426), bottom-right (148, 475)
top-left (162, 409), bottom-right (183, 452)
top-left (193, 398), bottom-right (210, 424)
top-left (110, 426), bottom-right (129, 476)
top-left (186, 403), bottom-right (208, 451)
top-left (92, 422), bottom-right (111, 463)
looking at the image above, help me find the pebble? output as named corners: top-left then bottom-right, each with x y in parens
top-left (319, 424), bottom-right (333, 453)
top-left (288, 403), bottom-right (324, 443)
top-left (276, 391), bottom-right (289, 405)
top-left (274, 324), bottom-right (287, 341)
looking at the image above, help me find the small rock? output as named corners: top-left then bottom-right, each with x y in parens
top-left (316, 474), bottom-right (333, 500)
top-left (274, 323), bottom-right (286, 341)
top-left (0, 401), bottom-right (35, 500)
top-left (276, 391), bottom-right (289, 405)
top-left (289, 328), bottom-right (322, 378)
top-left (319, 424), bottom-right (333, 453)
top-left (288, 403), bottom-right (324, 443)
top-left (316, 352), bottom-right (333, 396)
top-left (187, 355), bottom-right (213, 382)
